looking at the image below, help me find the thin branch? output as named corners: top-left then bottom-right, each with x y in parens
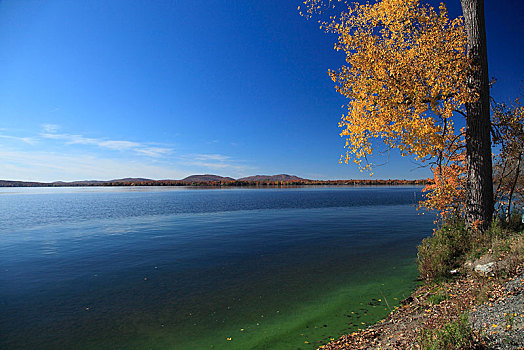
top-left (453, 109), bottom-right (467, 118)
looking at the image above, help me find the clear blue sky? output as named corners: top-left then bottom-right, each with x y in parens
top-left (0, 0), bottom-right (522, 182)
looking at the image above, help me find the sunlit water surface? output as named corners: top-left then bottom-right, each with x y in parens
top-left (0, 186), bottom-right (434, 349)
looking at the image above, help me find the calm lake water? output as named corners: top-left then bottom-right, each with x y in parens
top-left (0, 186), bottom-right (434, 349)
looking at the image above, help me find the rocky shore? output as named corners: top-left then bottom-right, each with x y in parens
top-left (470, 271), bottom-right (524, 349)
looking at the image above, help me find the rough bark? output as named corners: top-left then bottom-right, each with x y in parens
top-left (460, 0), bottom-right (494, 229)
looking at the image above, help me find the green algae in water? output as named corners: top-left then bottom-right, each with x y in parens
top-left (158, 259), bottom-right (419, 350)
top-left (17, 256), bottom-right (419, 350)
top-left (58, 257), bottom-right (418, 350)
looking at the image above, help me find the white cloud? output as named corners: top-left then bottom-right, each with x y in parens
top-left (42, 124), bottom-right (60, 133)
top-left (40, 128), bottom-right (173, 157)
top-left (182, 153), bottom-right (255, 176)
top-left (193, 153), bottom-right (231, 161)
top-left (135, 147), bottom-right (173, 157)
top-left (0, 126), bottom-right (253, 181)
top-left (98, 140), bottom-right (141, 150)
top-left (189, 161), bottom-right (229, 169)
top-left (0, 134), bottom-right (36, 145)
top-left (0, 149), bottom-right (187, 182)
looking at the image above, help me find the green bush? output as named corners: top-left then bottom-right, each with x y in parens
top-left (417, 217), bottom-right (523, 281)
top-left (418, 313), bottom-right (476, 350)
top-left (427, 292), bottom-right (448, 305)
top-left (467, 220), bottom-right (515, 260)
top-left (501, 209), bottom-right (524, 231)
top-left (417, 219), bottom-right (471, 281)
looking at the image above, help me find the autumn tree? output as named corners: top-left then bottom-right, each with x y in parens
top-left (419, 129), bottom-right (467, 221)
top-left (300, 0), bottom-right (492, 228)
top-left (492, 96), bottom-right (524, 221)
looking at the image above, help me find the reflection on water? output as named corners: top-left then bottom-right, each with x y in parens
top-left (0, 186), bottom-right (434, 349)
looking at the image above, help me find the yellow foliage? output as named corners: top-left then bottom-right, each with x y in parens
top-left (302, 0), bottom-right (472, 171)
top-left (418, 130), bottom-right (467, 221)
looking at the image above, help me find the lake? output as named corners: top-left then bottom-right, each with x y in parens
top-left (0, 186), bottom-right (434, 349)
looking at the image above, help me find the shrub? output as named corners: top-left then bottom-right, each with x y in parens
top-left (501, 209), bottom-right (524, 231)
top-left (417, 219), bottom-right (471, 281)
top-left (418, 313), bottom-right (477, 350)
top-left (427, 292), bottom-right (448, 305)
top-left (418, 216), bottom-right (524, 281)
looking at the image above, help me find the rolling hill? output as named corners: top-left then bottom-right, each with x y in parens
top-left (237, 174), bottom-right (306, 181)
top-left (181, 174), bottom-right (235, 182)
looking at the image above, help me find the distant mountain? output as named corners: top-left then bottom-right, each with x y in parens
top-left (181, 174), bottom-right (235, 182)
top-left (52, 180), bottom-right (105, 185)
top-left (109, 178), bottom-right (153, 183)
top-left (237, 174), bottom-right (306, 182)
top-left (0, 180), bottom-right (48, 187)
top-left (0, 175), bottom-right (430, 187)
top-left (51, 178), bottom-right (153, 185)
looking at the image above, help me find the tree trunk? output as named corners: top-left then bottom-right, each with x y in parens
top-left (460, 0), bottom-right (493, 229)
top-left (506, 154), bottom-right (522, 222)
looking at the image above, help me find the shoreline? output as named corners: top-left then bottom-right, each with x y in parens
top-left (317, 244), bottom-right (524, 349)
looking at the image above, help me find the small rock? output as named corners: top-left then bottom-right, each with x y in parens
top-left (474, 262), bottom-right (495, 274)
top-left (464, 260), bottom-right (474, 269)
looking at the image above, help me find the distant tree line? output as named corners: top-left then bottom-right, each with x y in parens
top-left (0, 179), bottom-right (431, 188)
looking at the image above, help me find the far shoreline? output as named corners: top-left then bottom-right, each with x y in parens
top-left (0, 178), bottom-right (430, 188)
